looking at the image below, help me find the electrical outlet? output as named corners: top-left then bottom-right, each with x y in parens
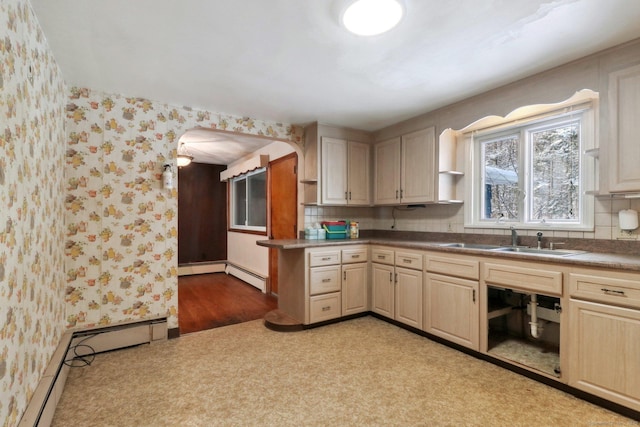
top-left (447, 223), bottom-right (453, 232)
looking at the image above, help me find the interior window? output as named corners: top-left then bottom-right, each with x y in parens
top-left (230, 168), bottom-right (267, 232)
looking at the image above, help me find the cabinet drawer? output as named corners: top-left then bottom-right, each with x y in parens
top-left (570, 271), bottom-right (640, 309)
top-left (484, 262), bottom-right (562, 296)
top-left (371, 247), bottom-right (394, 265)
top-left (309, 292), bottom-right (341, 323)
top-left (309, 265), bottom-right (341, 295)
top-left (426, 255), bottom-right (479, 280)
top-left (395, 251), bottom-right (423, 271)
top-left (309, 250), bottom-right (340, 267)
top-left (342, 247), bottom-right (368, 263)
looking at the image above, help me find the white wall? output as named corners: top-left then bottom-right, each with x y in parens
top-left (227, 141), bottom-right (298, 286)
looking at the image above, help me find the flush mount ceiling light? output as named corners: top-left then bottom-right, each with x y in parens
top-left (176, 143), bottom-right (194, 167)
top-left (342, 0), bottom-right (404, 36)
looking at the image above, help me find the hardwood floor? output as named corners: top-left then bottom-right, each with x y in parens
top-left (178, 273), bottom-right (278, 335)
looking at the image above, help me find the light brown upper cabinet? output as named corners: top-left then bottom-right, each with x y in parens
top-left (321, 137), bottom-right (370, 205)
top-left (302, 122), bottom-right (372, 206)
top-left (607, 63), bottom-right (640, 193)
top-left (374, 127), bottom-right (436, 205)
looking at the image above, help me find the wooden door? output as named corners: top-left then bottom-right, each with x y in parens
top-left (268, 153), bottom-right (298, 295)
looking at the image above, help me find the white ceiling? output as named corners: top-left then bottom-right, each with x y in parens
top-left (30, 0), bottom-right (640, 163)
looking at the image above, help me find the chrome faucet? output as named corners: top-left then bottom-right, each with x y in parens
top-left (537, 231), bottom-right (543, 250)
top-left (510, 226), bottom-right (518, 247)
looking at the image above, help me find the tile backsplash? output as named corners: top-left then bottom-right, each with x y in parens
top-left (304, 196), bottom-right (640, 241)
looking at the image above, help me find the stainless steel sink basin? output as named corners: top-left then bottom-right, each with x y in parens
top-left (490, 247), bottom-right (588, 257)
top-left (434, 243), bottom-right (501, 250)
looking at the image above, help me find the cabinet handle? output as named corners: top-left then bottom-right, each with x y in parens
top-left (352, 254), bottom-right (360, 259)
top-left (349, 191), bottom-right (352, 200)
top-left (389, 272), bottom-right (393, 282)
top-left (345, 191), bottom-right (348, 199)
top-left (322, 278), bottom-right (331, 283)
top-left (321, 257), bottom-right (331, 261)
top-left (396, 190), bottom-right (399, 199)
top-left (394, 273), bottom-right (398, 283)
top-left (601, 288), bottom-right (626, 296)
top-left (322, 306), bottom-right (331, 312)
top-left (343, 271), bottom-right (346, 280)
top-left (378, 255), bottom-right (385, 259)
top-left (402, 258), bottom-right (412, 264)
top-left (400, 189), bottom-right (403, 198)
top-left (473, 289), bottom-right (476, 303)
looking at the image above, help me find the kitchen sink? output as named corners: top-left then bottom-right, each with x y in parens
top-left (434, 243), bottom-right (501, 250)
top-left (490, 247), bottom-right (588, 257)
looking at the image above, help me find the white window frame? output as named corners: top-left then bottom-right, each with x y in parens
top-left (229, 167), bottom-right (267, 233)
top-left (465, 100), bottom-right (596, 231)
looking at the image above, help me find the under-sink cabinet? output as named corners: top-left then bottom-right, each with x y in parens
top-left (568, 268), bottom-right (640, 411)
top-left (481, 260), bottom-right (566, 380)
top-left (424, 253), bottom-right (480, 350)
top-left (371, 246), bottom-right (423, 329)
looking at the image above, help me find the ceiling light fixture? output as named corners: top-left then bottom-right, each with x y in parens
top-left (176, 143), bottom-right (194, 167)
top-left (342, 0), bottom-right (404, 36)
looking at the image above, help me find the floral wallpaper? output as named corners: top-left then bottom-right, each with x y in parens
top-left (1, 1), bottom-right (303, 425)
top-left (0, 0), bottom-right (67, 425)
top-left (64, 88), bottom-right (302, 334)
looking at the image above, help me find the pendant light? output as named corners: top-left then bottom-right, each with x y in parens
top-left (176, 143), bottom-right (194, 167)
top-left (342, 0), bottom-right (404, 36)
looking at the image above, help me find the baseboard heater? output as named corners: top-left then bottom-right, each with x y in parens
top-left (19, 316), bottom-right (167, 427)
top-left (178, 261), bottom-right (267, 293)
top-left (225, 263), bottom-right (267, 292)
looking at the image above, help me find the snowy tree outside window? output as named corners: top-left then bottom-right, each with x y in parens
top-left (473, 111), bottom-right (594, 229)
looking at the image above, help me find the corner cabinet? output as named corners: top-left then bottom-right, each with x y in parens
top-left (302, 122), bottom-right (371, 206)
top-left (607, 64), bottom-right (640, 193)
top-left (374, 127), bottom-right (436, 205)
top-left (321, 137), bottom-right (370, 205)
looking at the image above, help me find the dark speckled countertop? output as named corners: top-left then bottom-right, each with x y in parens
top-left (257, 237), bottom-right (640, 272)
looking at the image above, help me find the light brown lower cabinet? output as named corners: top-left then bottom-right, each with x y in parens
top-left (569, 299), bottom-right (640, 412)
top-left (425, 273), bottom-right (479, 351)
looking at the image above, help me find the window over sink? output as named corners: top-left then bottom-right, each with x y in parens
top-left (464, 91), bottom-right (598, 231)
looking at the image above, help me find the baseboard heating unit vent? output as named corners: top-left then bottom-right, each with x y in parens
top-left (19, 316), bottom-right (167, 427)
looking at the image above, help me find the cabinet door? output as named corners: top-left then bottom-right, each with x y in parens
top-left (608, 64), bottom-right (640, 193)
top-left (342, 263), bottom-right (368, 316)
top-left (425, 273), bottom-right (479, 350)
top-left (372, 263), bottom-right (395, 319)
top-left (395, 267), bottom-right (423, 329)
top-left (321, 137), bottom-right (348, 204)
top-left (347, 141), bottom-right (370, 205)
top-left (569, 299), bottom-right (640, 411)
top-left (401, 127), bottom-right (435, 203)
top-left (374, 137), bottom-right (401, 205)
